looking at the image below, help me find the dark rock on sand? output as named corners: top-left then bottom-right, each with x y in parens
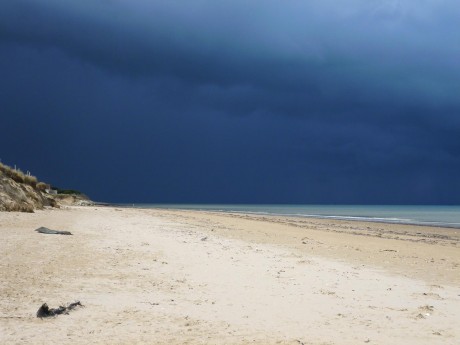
top-left (35, 226), bottom-right (72, 235)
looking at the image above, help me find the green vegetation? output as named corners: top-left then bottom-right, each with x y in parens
top-left (53, 187), bottom-right (83, 195)
top-left (0, 162), bottom-right (38, 188)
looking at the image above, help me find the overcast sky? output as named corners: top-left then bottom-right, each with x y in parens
top-left (1, 0), bottom-right (459, 204)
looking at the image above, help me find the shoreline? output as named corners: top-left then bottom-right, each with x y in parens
top-left (164, 209), bottom-right (460, 230)
top-left (110, 204), bottom-right (460, 230)
top-left (1, 206), bottom-right (459, 344)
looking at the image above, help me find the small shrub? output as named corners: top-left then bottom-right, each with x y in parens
top-left (0, 163), bottom-right (28, 184)
top-left (0, 163), bottom-right (13, 178)
top-left (3, 202), bottom-right (34, 213)
top-left (13, 170), bottom-right (26, 183)
top-left (24, 175), bottom-right (38, 188)
top-left (36, 182), bottom-right (48, 191)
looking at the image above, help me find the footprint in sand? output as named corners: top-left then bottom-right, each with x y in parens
top-left (412, 292), bottom-right (444, 300)
top-left (319, 289), bottom-right (337, 296)
top-left (414, 305), bottom-right (434, 319)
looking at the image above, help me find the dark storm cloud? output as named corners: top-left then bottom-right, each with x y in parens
top-left (2, 1), bottom-right (458, 96)
top-left (1, 0), bottom-right (459, 203)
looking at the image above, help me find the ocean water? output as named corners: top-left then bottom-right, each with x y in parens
top-left (133, 204), bottom-right (460, 228)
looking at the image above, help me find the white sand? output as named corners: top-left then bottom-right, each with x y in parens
top-left (1, 206), bottom-right (459, 344)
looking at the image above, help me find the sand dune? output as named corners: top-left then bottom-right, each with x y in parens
top-left (1, 206), bottom-right (459, 344)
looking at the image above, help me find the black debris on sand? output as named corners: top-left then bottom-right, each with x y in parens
top-left (36, 301), bottom-right (83, 318)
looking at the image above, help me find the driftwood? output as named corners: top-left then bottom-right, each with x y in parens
top-left (36, 301), bottom-right (82, 318)
top-left (35, 227), bottom-right (72, 235)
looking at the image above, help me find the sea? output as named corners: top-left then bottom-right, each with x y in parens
top-left (130, 204), bottom-right (460, 229)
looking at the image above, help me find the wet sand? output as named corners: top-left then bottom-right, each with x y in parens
top-left (1, 206), bottom-right (459, 344)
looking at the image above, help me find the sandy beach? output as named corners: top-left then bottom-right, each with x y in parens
top-left (1, 206), bottom-right (459, 345)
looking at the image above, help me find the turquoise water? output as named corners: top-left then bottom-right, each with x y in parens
top-left (132, 204), bottom-right (460, 228)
